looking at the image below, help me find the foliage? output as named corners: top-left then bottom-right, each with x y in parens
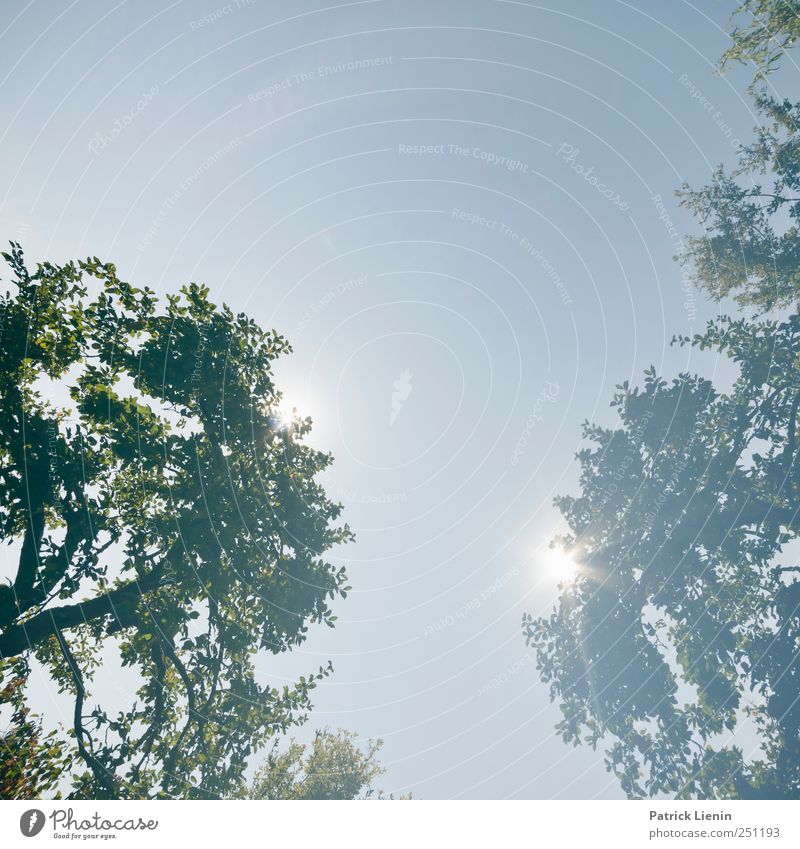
top-left (678, 93), bottom-right (800, 312)
top-left (721, 1), bottom-right (800, 80)
top-left (679, 1), bottom-right (800, 313)
top-left (0, 669), bottom-right (69, 799)
top-left (526, 314), bottom-right (800, 798)
top-left (239, 727), bottom-right (386, 800)
top-left (0, 245), bottom-right (352, 799)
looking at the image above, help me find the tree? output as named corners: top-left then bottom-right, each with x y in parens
top-left (720, 1), bottom-right (800, 81)
top-left (526, 3), bottom-right (800, 800)
top-left (678, 1), bottom-right (800, 313)
top-left (1, 672), bottom-right (68, 799)
top-left (678, 93), bottom-right (800, 312)
top-left (0, 244), bottom-right (352, 799)
top-left (239, 728), bottom-right (385, 800)
top-left (525, 314), bottom-right (800, 798)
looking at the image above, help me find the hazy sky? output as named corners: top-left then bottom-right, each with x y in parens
top-left (0, 0), bottom-right (786, 798)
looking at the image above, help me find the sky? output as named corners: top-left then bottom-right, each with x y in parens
top-left (0, 0), bottom-right (792, 799)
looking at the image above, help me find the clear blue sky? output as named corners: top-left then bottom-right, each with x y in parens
top-left (0, 0), bottom-right (783, 798)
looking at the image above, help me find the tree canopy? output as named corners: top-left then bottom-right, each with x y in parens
top-left (239, 727), bottom-right (385, 800)
top-left (678, 92), bottom-right (800, 312)
top-left (0, 245), bottom-right (351, 799)
top-left (526, 313), bottom-right (800, 798)
top-left (721, 1), bottom-right (800, 81)
top-left (1, 676), bottom-right (67, 799)
top-left (679, 1), bottom-right (800, 313)
top-left (526, 3), bottom-right (800, 800)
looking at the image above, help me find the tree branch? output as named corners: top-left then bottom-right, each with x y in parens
top-left (0, 566), bottom-right (165, 658)
top-left (54, 627), bottom-right (117, 798)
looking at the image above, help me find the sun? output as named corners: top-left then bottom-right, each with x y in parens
top-left (273, 395), bottom-right (304, 429)
top-left (539, 543), bottom-right (580, 580)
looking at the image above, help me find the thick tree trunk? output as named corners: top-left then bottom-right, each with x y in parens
top-left (0, 570), bottom-right (162, 658)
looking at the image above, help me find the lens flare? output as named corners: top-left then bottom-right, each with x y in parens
top-left (540, 544), bottom-right (579, 579)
